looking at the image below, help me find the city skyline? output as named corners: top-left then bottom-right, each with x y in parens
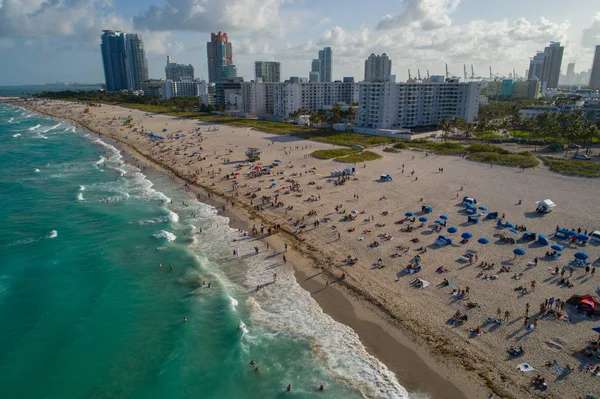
top-left (1, 1), bottom-right (600, 85)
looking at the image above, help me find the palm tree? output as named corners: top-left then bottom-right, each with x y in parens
top-left (508, 107), bottom-right (522, 138)
top-left (437, 118), bottom-right (451, 141)
top-left (582, 122), bottom-right (599, 155)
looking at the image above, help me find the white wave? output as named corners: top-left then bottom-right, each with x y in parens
top-left (167, 209), bottom-right (179, 223)
top-left (12, 133), bottom-right (21, 138)
top-left (230, 295), bottom-right (239, 311)
top-left (26, 114), bottom-right (33, 118)
top-left (238, 320), bottom-right (249, 336)
top-left (95, 156), bottom-right (105, 165)
top-left (77, 192), bottom-right (84, 201)
top-left (48, 230), bottom-right (57, 238)
top-left (79, 185), bottom-right (85, 191)
top-left (153, 230), bottom-right (176, 242)
top-left (35, 134), bottom-right (48, 139)
top-left (28, 124), bottom-right (41, 131)
top-left (34, 168), bottom-right (40, 173)
top-left (64, 127), bottom-right (70, 132)
top-left (8, 117), bottom-right (13, 123)
top-left (41, 123), bottom-right (61, 133)
top-left (137, 216), bottom-right (170, 225)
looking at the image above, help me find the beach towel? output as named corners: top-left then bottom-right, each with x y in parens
top-left (421, 280), bottom-right (431, 288)
top-left (517, 363), bottom-right (534, 372)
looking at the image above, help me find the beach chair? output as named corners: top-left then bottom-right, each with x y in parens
top-left (468, 215), bottom-right (479, 224)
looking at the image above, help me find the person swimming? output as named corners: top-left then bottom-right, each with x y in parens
top-left (250, 360), bottom-right (256, 365)
top-left (319, 385), bottom-right (324, 392)
top-left (286, 384), bottom-right (292, 391)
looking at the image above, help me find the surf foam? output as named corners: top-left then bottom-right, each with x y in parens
top-left (48, 230), bottom-right (57, 238)
top-left (153, 230), bottom-right (176, 242)
top-left (28, 124), bottom-right (41, 131)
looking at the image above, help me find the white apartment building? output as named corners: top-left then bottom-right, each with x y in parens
top-left (357, 76), bottom-right (481, 129)
top-left (240, 80), bottom-right (358, 117)
top-left (159, 78), bottom-right (208, 100)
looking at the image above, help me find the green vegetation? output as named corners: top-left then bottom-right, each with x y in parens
top-left (408, 141), bottom-right (465, 155)
top-left (383, 147), bottom-right (401, 153)
top-left (540, 157), bottom-right (600, 177)
top-left (311, 149), bottom-right (382, 162)
top-left (467, 152), bottom-right (539, 168)
top-left (311, 149), bottom-right (358, 159)
top-left (393, 142), bottom-right (407, 149)
top-left (338, 151), bottom-right (382, 163)
top-left (292, 131), bottom-right (395, 147)
top-left (466, 144), bottom-right (509, 154)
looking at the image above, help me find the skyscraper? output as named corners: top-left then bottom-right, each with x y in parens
top-left (100, 30), bottom-right (148, 92)
top-left (165, 56), bottom-right (194, 81)
top-left (254, 61), bottom-right (281, 82)
top-left (124, 34), bottom-right (148, 91)
top-left (318, 47), bottom-right (332, 83)
top-left (589, 45), bottom-right (600, 89)
top-left (527, 42), bottom-right (563, 90)
top-left (207, 32), bottom-right (233, 83)
top-left (311, 59), bottom-right (321, 82)
top-left (364, 53), bottom-right (392, 82)
top-left (566, 63), bottom-right (575, 85)
top-left (101, 30), bottom-right (128, 92)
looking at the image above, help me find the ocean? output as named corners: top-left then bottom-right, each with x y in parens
top-left (0, 103), bottom-right (411, 398)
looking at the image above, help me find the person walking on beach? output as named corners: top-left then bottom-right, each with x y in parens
top-left (273, 273), bottom-right (277, 283)
top-left (504, 310), bottom-right (510, 321)
top-left (284, 243), bottom-right (288, 252)
top-left (283, 254), bottom-right (287, 264)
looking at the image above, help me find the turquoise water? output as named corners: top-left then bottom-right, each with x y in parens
top-left (0, 104), bottom-right (410, 399)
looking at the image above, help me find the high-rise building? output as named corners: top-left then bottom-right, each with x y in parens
top-left (254, 61), bottom-right (281, 83)
top-left (590, 46), bottom-right (600, 89)
top-left (309, 71), bottom-right (320, 83)
top-left (124, 33), bottom-right (148, 91)
top-left (318, 47), bottom-right (332, 83)
top-left (364, 53), bottom-right (392, 82)
top-left (357, 77), bottom-right (481, 129)
top-left (566, 63), bottom-right (576, 85)
top-left (101, 30), bottom-right (128, 92)
top-left (165, 56), bottom-right (194, 81)
top-left (207, 32), bottom-right (234, 83)
top-left (100, 30), bottom-right (148, 92)
top-left (527, 42), bottom-right (563, 90)
top-left (311, 59), bottom-right (321, 82)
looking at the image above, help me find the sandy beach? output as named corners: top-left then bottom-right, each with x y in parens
top-left (10, 98), bottom-right (600, 399)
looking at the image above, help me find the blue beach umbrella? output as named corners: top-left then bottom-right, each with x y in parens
top-left (440, 215), bottom-right (449, 220)
top-left (578, 234), bottom-right (590, 242)
top-left (513, 248), bottom-right (526, 256)
top-left (509, 228), bottom-right (519, 234)
top-left (574, 252), bottom-right (589, 260)
top-left (461, 232), bottom-right (473, 239)
top-left (506, 223), bottom-right (515, 229)
top-left (419, 216), bottom-right (429, 222)
top-left (447, 226), bottom-right (458, 234)
top-left (435, 219), bottom-right (444, 225)
top-left (551, 244), bottom-right (563, 251)
top-left (405, 212), bottom-right (414, 217)
top-left (274, 159), bottom-right (282, 163)
top-left (478, 206), bottom-right (488, 211)
top-left (478, 237), bottom-right (490, 244)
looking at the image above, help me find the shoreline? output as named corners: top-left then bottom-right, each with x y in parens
top-left (5, 100), bottom-right (483, 398)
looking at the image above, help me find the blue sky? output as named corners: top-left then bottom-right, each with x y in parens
top-left (0, 0), bottom-right (599, 85)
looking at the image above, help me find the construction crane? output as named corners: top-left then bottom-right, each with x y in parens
top-left (417, 69), bottom-right (422, 81)
top-left (445, 63), bottom-right (459, 81)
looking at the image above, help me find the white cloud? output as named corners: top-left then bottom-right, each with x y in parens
top-left (142, 31), bottom-right (184, 57)
top-left (133, 0), bottom-right (284, 36)
top-left (376, 0), bottom-right (460, 31)
top-left (319, 17), bottom-right (331, 26)
top-left (581, 13), bottom-right (600, 48)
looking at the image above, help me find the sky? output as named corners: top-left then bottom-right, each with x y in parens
top-left (0, 0), bottom-right (599, 85)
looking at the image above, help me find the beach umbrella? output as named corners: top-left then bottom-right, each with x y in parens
top-left (419, 216), bottom-right (429, 222)
top-left (574, 252), bottom-right (589, 260)
top-left (592, 325), bottom-right (600, 334)
top-left (447, 226), bottom-right (458, 234)
top-left (271, 183), bottom-right (277, 187)
top-left (434, 219), bottom-right (444, 225)
top-left (550, 244), bottom-right (564, 251)
top-left (505, 223), bottom-right (515, 229)
top-left (478, 237), bottom-right (490, 244)
top-left (439, 215), bottom-right (449, 220)
top-left (509, 228), bottom-right (519, 234)
top-left (461, 232), bottom-right (473, 239)
top-left (513, 248), bottom-right (526, 256)
top-left (578, 234), bottom-right (590, 241)
top-left (274, 159), bottom-right (282, 163)
top-left (478, 206), bottom-right (488, 211)
top-left (405, 212), bottom-right (414, 217)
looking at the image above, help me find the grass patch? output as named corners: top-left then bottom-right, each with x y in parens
top-left (383, 147), bottom-right (401, 153)
top-left (467, 152), bottom-right (539, 168)
top-left (466, 144), bottom-right (509, 154)
top-left (293, 130), bottom-right (396, 147)
top-left (337, 151), bottom-right (382, 163)
top-left (311, 149), bottom-right (382, 162)
top-left (540, 157), bottom-right (600, 177)
top-left (393, 142), bottom-right (407, 149)
top-left (311, 149), bottom-right (358, 159)
top-left (408, 141), bottom-right (466, 155)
